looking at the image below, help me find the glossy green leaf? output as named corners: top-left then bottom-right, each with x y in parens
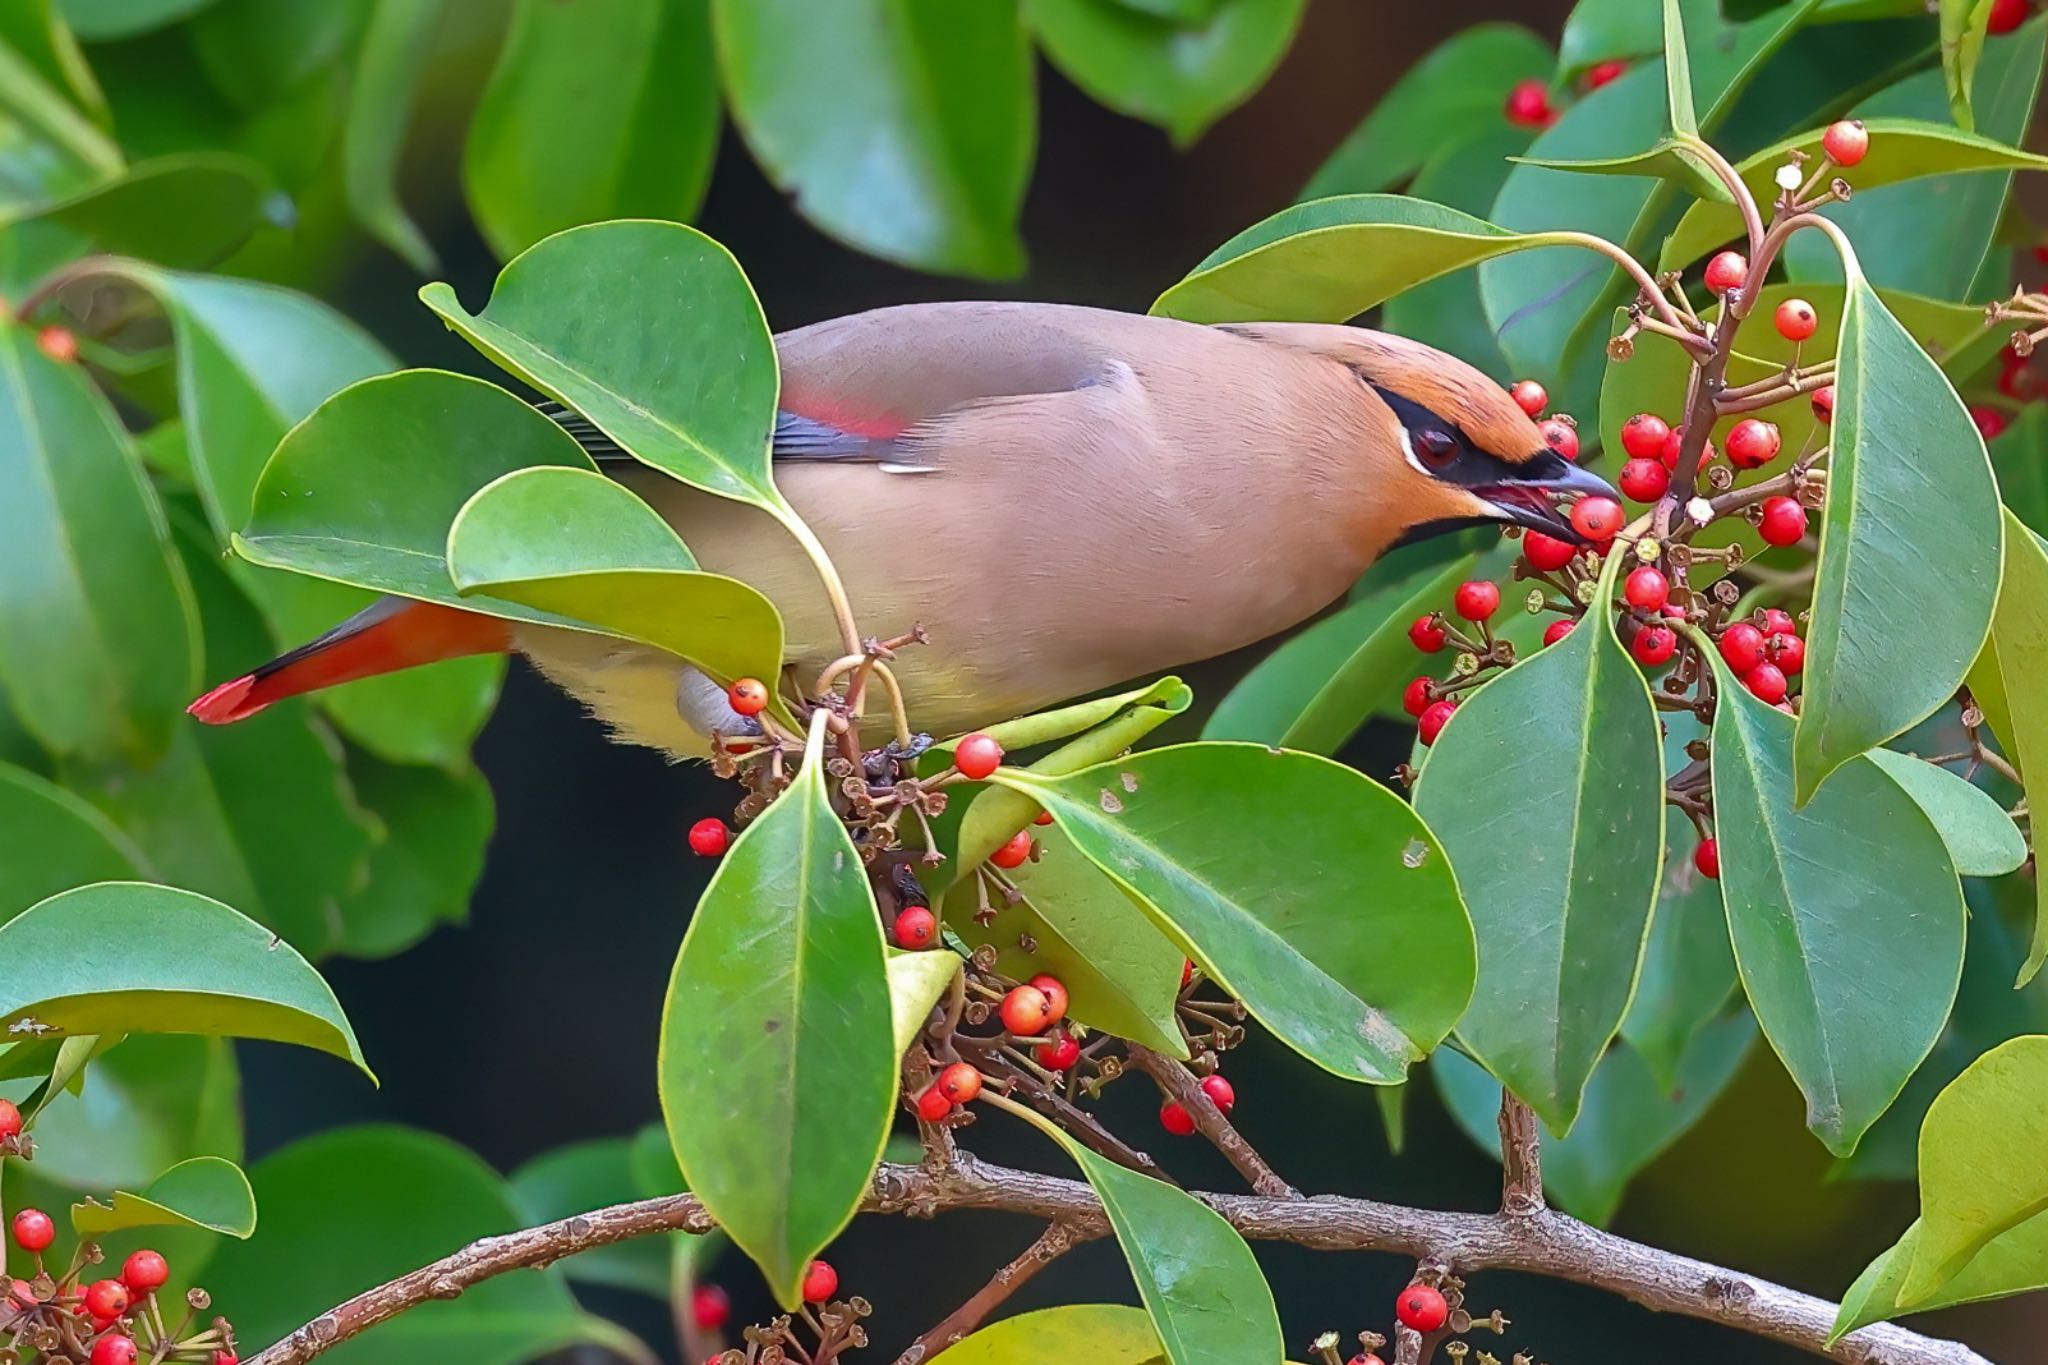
top-left (1412, 574), bottom-right (1664, 1133)
top-left (0, 882), bottom-right (368, 1075)
top-left (1621, 804), bottom-right (1738, 1090)
top-left (342, 0), bottom-right (444, 270)
top-left (1381, 129), bottom-right (1531, 383)
top-left (937, 1305), bottom-right (1164, 1364)
top-left (72, 1155), bottom-right (256, 1239)
top-left (0, 324), bottom-right (199, 763)
top-left (1838, 1209), bottom-right (2048, 1340)
top-left (1967, 515), bottom-right (2048, 985)
top-left (1513, 138), bottom-right (1729, 204)
top-left (660, 717), bottom-right (894, 1305)
top-left (994, 744), bottom-right (1475, 1083)
top-left (1866, 750), bottom-right (2024, 876)
top-left (510, 1137), bottom-right (687, 1297)
top-left (1939, 0), bottom-right (1996, 129)
top-left (421, 221), bottom-right (783, 511)
top-left (332, 751), bottom-right (493, 960)
top-left (1794, 275), bottom-right (2002, 804)
top-left (56, 0), bottom-right (215, 39)
top-left (1300, 24), bottom-right (1551, 198)
top-left (1024, 0), bottom-right (1304, 146)
top-left (1434, 1012), bottom-right (1756, 1225)
top-left (21, 1036), bottom-right (241, 1191)
top-left (464, 0), bottom-right (718, 260)
top-left (1558, 0), bottom-right (1660, 77)
top-left (886, 950), bottom-right (959, 1059)
top-left (0, 153), bottom-right (271, 271)
top-left (1660, 0), bottom-right (1699, 135)
top-left (207, 1126), bottom-right (647, 1365)
top-left (0, 763), bottom-right (144, 927)
top-left (712, 0), bottom-right (1032, 278)
top-left (1708, 653), bottom-right (1965, 1155)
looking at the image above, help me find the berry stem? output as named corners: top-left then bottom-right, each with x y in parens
top-left (1125, 1044), bottom-right (1296, 1198)
top-left (1676, 134), bottom-right (1766, 258)
top-left (1526, 231), bottom-right (1691, 336)
top-left (889, 1221), bottom-right (1094, 1365)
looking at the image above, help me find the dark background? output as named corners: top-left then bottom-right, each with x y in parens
top-left (237, 2), bottom-right (2037, 1360)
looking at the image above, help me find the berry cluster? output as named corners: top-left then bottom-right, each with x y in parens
top-left (3, 1227), bottom-right (237, 1365)
top-left (691, 1258), bottom-right (867, 1365)
top-left (1501, 57), bottom-right (1630, 133)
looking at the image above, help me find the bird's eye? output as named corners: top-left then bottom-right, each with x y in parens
top-left (1414, 428), bottom-right (1459, 469)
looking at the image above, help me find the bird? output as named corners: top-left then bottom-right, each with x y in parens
top-left (187, 301), bottom-right (1613, 759)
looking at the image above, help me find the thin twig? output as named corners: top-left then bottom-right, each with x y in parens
top-left (890, 1221), bottom-right (1095, 1364)
top-left (1126, 1044), bottom-right (1296, 1198)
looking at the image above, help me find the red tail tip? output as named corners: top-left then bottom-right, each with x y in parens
top-left (187, 675), bottom-right (268, 725)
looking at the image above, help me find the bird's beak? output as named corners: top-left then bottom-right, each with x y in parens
top-left (1473, 458), bottom-right (1620, 542)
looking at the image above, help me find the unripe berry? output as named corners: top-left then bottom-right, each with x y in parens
top-left (1402, 676), bottom-right (1434, 717)
top-left (1619, 457), bottom-right (1668, 503)
top-left (1396, 1284), bottom-right (1449, 1332)
top-left (1822, 118), bottom-right (1869, 165)
top-left (936, 1062), bottom-right (983, 1104)
top-left (1719, 623), bottom-right (1767, 673)
top-left (1810, 384), bottom-right (1835, 423)
top-left (990, 828), bottom-right (1033, 869)
top-left (1761, 608), bottom-right (1798, 637)
top-left (1585, 59), bottom-right (1628, 89)
top-left (1418, 699), bottom-right (1458, 746)
top-left (953, 732), bottom-right (1004, 780)
top-left (893, 905), bottom-right (937, 950)
top-left (1036, 1032), bottom-right (1081, 1070)
top-left (84, 1279), bottom-right (129, 1320)
top-left (1631, 624), bottom-right (1677, 666)
top-left (1508, 379), bottom-right (1547, 416)
top-left (687, 818), bottom-right (729, 858)
top-left (1200, 1074), bottom-right (1236, 1113)
top-left (916, 1085), bottom-right (954, 1122)
top-left (1620, 412), bottom-right (1671, 459)
top-left (726, 678), bottom-right (768, 716)
top-left (1453, 580), bottom-right (1500, 622)
top-left (1768, 632), bottom-right (1805, 675)
top-left (0, 1097), bottom-right (19, 1140)
top-left (1758, 496), bottom-right (1807, 546)
top-left (1523, 530), bottom-right (1576, 572)
top-left (1726, 418), bottom-right (1782, 470)
top-left (1624, 566), bottom-right (1669, 611)
top-left (1745, 661), bottom-right (1789, 703)
top-left (121, 1250), bottom-right (168, 1294)
top-left (92, 1336), bottom-right (137, 1365)
top-left (1694, 838), bottom-right (1720, 879)
top-left (1028, 973), bottom-right (1069, 1024)
top-left (1972, 405), bottom-right (2010, 441)
top-left (1570, 495), bottom-right (1624, 543)
top-left (1409, 614), bottom-right (1448, 653)
top-left (12, 1207), bottom-right (54, 1252)
top-left (36, 326), bottom-right (77, 364)
top-left (1159, 1100), bottom-right (1197, 1135)
top-left (801, 1260), bottom-right (838, 1304)
top-left (691, 1284), bottom-right (731, 1331)
top-left (1000, 984), bottom-right (1054, 1036)
top-left (1504, 78), bottom-right (1554, 128)
top-left (1542, 619), bottom-right (1575, 646)
top-left (1774, 298), bottom-right (1818, 342)
top-left (1538, 417), bottom-right (1579, 462)
top-left (1704, 250), bottom-right (1749, 296)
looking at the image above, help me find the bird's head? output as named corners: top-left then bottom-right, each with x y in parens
top-left (1223, 323), bottom-right (1618, 546)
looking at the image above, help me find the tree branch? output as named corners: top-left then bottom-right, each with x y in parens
top-left (1497, 1094), bottom-right (1545, 1218)
top-left (245, 1155), bottom-right (1992, 1365)
top-left (891, 1220), bottom-right (1096, 1364)
top-left (1126, 1044), bottom-right (1297, 1198)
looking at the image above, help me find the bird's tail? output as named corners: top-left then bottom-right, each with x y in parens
top-left (187, 597), bottom-right (511, 725)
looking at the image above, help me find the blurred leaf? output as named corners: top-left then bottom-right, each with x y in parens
top-left (0, 324), bottom-right (199, 763)
top-left (712, 0), bottom-right (1032, 278)
top-left (1621, 809), bottom-right (1737, 1089)
top-left (0, 882), bottom-right (368, 1075)
top-left (510, 1138), bottom-right (677, 1297)
top-left (1558, 0), bottom-right (1662, 77)
top-left (72, 1155), bottom-right (256, 1239)
top-left (1023, 0), bottom-right (1305, 146)
top-left (1940, 0), bottom-right (1996, 129)
top-left (56, 0), bottom-right (216, 40)
top-left (936, 1305), bottom-right (1164, 1364)
top-left (0, 0), bottom-right (105, 122)
top-left (660, 719), bottom-right (894, 1306)
top-left (1413, 576), bottom-right (1665, 1132)
top-left (332, 749), bottom-right (492, 960)
top-left (188, 0), bottom-right (371, 111)
top-left (1990, 406), bottom-right (2048, 538)
top-left (0, 762), bottom-right (144, 927)
top-left (1866, 750), bottom-right (2025, 876)
top-left (0, 153), bottom-right (271, 271)
top-left (208, 1126), bottom-right (647, 1365)
top-left (1707, 651), bottom-right (1964, 1156)
top-left (994, 744), bottom-right (1475, 1083)
top-left (342, 0), bottom-right (443, 271)
top-left (465, 0), bottom-right (717, 260)
top-left (1381, 128), bottom-right (1531, 382)
top-left (1301, 24), bottom-right (1550, 198)
top-left (1967, 515), bottom-right (2048, 985)
top-left (0, 27), bottom-right (120, 181)
top-left (1795, 276), bottom-right (2002, 803)
top-left (22, 1035), bottom-right (240, 1190)
top-left (885, 950), bottom-right (958, 1058)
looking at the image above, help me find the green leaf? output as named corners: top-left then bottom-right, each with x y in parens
top-left (21, 1035), bottom-right (241, 1191)
top-left (1661, 0), bottom-right (1699, 135)
top-left (0, 882), bottom-right (368, 1075)
top-left (1621, 808), bottom-right (1738, 1089)
top-left (332, 750), bottom-right (493, 960)
top-left (0, 763), bottom-right (144, 927)
top-left (1991, 406), bottom-right (2048, 539)
top-left (993, 744), bottom-right (1475, 1083)
top-left (1835, 1211), bottom-right (2048, 1341)
top-left (1940, 0), bottom-right (1996, 129)
top-left (186, 0), bottom-right (370, 112)
top-left (1023, 0), bottom-right (1305, 147)
top-left (1558, 0), bottom-right (1661, 77)
top-left (1512, 138), bottom-right (1730, 204)
top-left (925, 676), bottom-right (1193, 769)
top-left (0, 25), bottom-right (119, 181)
top-left (1794, 275), bottom-right (2002, 804)
top-left (1707, 651), bottom-right (1965, 1156)
top-left (0, 0), bottom-right (106, 123)
top-left (1967, 515), bottom-right (2048, 985)
top-left (1300, 24), bottom-right (1552, 199)
top-left (935, 1305), bottom-right (1164, 1364)
top-left (659, 717), bottom-right (894, 1305)
top-left (421, 220), bottom-right (783, 511)
top-left (56, 0), bottom-right (215, 40)
top-left (1866, 750), bottom-right (2025, 876)
top-left (510, 1137), bottom-right (688, 1298)
top-left (711, 0), bottom-right (1032, 278)
top-left (341, 0), bottom-right (444, 270)
top-left (0, 153), bottom-right (272, 272)
top-left (0, 324), bottom-right (199, 763)
top-left (886, 950), bottom-right (959, 1059)
top-left (1412, 574), bottom-right (1665, 1133)
top-left (463, 0), bottom-right (718, 260)
top-left (72, 1155), bottom-right (256, 1239)
top-left (1434, 1012), bottom-right (1757, 1225)
top-left (206, 1126), bottom-right (647, 1365)
top-left (1381, 129), bottom-right (1532, 384)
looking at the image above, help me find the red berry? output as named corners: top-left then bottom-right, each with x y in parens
top-left (12, 1208), bottom-right (54, 1252)
top-left (1033, 808), bottom-right (1055, 825)
top-left (1543, 619), bottom-right (1575, 646)
top-left (215, 1353), bottom-right (238, 1365)
top-left (953, 732), bottom-right (1004, 781)
top-left (1029, 973), bottom-right (1069, 1024)
top-left (1774, 298), bottom-right (1818, 342)
top-left (1524, 530), bottom-right (1576, 572)
top-left (1694, 838), bottom-right (1720, 879)
top-left (1758, 496), bottom-right (1807, 546)
top-left (1504, 78), bottom-right (1554, 128)
top-left (1726, 418), bottom-right (1782, 470)
top-left (1621, 412), bottom-right (1671, 459)
top-left (1181, 959), bottom-right (1195, 989)
top-left (726, 677), bottom-right (768, 716)
top-left (36, 326), bottom-right (77, 364)
top-left (84, 1279), bottom-right (129, 1320)
top-left (916, 1085), bottom-right (954, 1122)
top-left (1659, 424), bottom-right (1715, 471)
top-left (1159, 1100), bottom-right (1197, 1136)
top-left (990, 828), bottom-right (1033, 870)
top-left (1704, 250), bottom-right (1749, 296)
top-left (1822, 117), bottom-right (1870, 166)
top-left (1396, 1284), bottom-right (1450, 1332)
top-left (1585, 59), bottom-right (1628, 89)
top-left (1199, 1074), bottom-right (1236, 1113)
top-left (691, 1284), bottom-right (731, 1331)
top-left (1402, 676), bottom-right (1435, 717)
top-left (1570, 495), bottom-right (1624, 543)
top-left (0, 1098), bottom-right (19, 1140)
top-left (1000, 985), bottom-right (1054, 1036)
top-left (1538, 417), bottom-right (1580, 462)
top-left (1036, 1033), bottom-right (1081, 1070)
top-left (1719, 623), bottom-right (1767, 673)
top-left (1761, 608), bottom-right (1798, 637)
top-left (1991, 0), bottom-right (2033, 32)
top-left (1508, 379), bottom-right (1548, 416)
top-left (1409, 614), bottom-right (1448, 653)
top-left (121, 1250), bottom-right (168, 1294)
top-left (1745, 662), bottom-right (1789, 703)
top-left (1972, 405), bottom-right (2010, 441)
top-left (801, 1260), bottom-right (838, 1304)
top-left (936, 1062), bottom-right (983, 1104)
top-left (893, 906), bottom-right (937, 950)
top-left (1810, 384), bottom-right (1835, 423)
top-left (1624, 566), bottom-right (1669, 611)
top-left (92, 1336), bottom-right (137, 1365)
top-left (687, 817), bottom-right (729, 858)
top-left (1618, 457), bottom-right (1669, 503)
top-left (1632, 624), bottom-right (1677, 667)
top-left (1418, 699), bottom-right (1458, 746)
top-left (1768, 632), bottom-right (1805, 675)
top-left (1453, 580), bottom-right (1500, 622)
